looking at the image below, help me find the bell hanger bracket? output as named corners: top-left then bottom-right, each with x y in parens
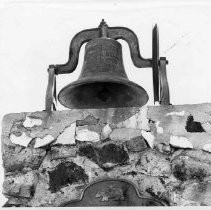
top-left (45, 19), bottom-right (170, 111)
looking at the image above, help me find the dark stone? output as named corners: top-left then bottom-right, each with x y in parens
top-left (173, 161), bottom-right (187, 181)
top-left (185, 115), bottom-right (205, 133)
top-left (78, 143), bottom-right (129, 170)
top-left (78, 144), bottom-right (96, 162)
top-left (101, 138), bottom-right (112, 143)
top-left (48, 161), bottom-right (88, 193)
top-left (76, 115), bottom-right (99, 126)
top-left (123, 171), bottom-right (137, 177)
top-left (126, 136), bottom-right (148, 152)
top-left (159, 177), bottom-right (165, 185)
top-left (172, 158), bottom-right (207, 181)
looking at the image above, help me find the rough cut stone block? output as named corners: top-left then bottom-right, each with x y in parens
top-left (78, 142), bottom-right (129, 170)
top-left (54, 123), bottom-right (76, 145)
top-left (34, 134), bottom-right (55, 148)
top-left (136, 149), bottom-right (171, 177)
top-left (3, 146), bottom-right (46, 173)
top-left (3, 171), bottom-right (37, 198)
top-left (135, 174), bottom-right (169, 202)
top-left (48, 161), bottom-right (88, 193)
top-left (170, 135), bottom-right (193, 149)
top-left (110, 128), bottom-right (142, 141)
top-left (2, 104), bottom-right (211, 207)
top-left (10, 132), bottom-right (32, 147)
top-left (125, 136), bottom-right (148, 152)
top-left (75, 125), bottom-right (100, 142)
top-left (101, 124), bottom-right (112, 140)
top-left (172, 155), bottom-right (211, 181)
top-left (50, 146), bottom-right (77, 160)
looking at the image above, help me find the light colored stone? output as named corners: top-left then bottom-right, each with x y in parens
top-left (75, 126), bottom-right (100, 142)
top-left (170, 135), bottom-right (193, 149)
top-left (202, 122), bottom-right (211, 134)
top-left (155, 121), bottom-right (164, 134)
top-left (54, 123), bottom-right (76, 145)
top-left (110, 128), bottom-right (142, 141)
top-left (154, 102), bottom-right (160, 106)
top-left (141, 130), bottom-right (155, 148)
top-left (203, 144), bottom-right (211, 153)
top-left (166, 111), bottom-right (185, 116)
top-left (116, 106), bottom-right (149, 131)
top-left (10, 132), bottom-right (32, 147)
top-left (188, 133), bottom-right (211, 149)
top-left (23, 116), bottom-right (42, 128)
top-left (34, 135), bottom-right (55, 148)
top-left (102, 162), bottom-right (117, 168)
top-left (101, 124), bottom-right (112, 140)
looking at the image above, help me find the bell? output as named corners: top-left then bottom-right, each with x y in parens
top-left (46, 20), bottom-right (170, 111)
top-left (58, 37), bottom-right (148, 109)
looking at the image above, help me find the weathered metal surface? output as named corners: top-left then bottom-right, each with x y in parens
top-left (159, 57), bottom-right (170, 105)
top-left (46, 19), bottom-right (170, 110)
top-left (60, 178), bottom-right (167, 206)
top-left (45, 65), bottom-right (57, 111)
top-left (152, 25), bottom-right (159, 104)
top-left (54, 20), bottom-right (152, 75)
top-left (58, 38), bottom-right (149, 109)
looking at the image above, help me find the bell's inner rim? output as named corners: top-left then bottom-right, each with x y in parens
top-left (58, 80), bottom-right (149, 109)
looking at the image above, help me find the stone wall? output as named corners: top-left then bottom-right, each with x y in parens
top-left (1, 104), bottom-right (211, 206)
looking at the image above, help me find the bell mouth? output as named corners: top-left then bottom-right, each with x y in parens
top-left (58, 77), bottom-right (149, 109)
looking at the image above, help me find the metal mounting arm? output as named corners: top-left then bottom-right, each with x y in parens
top-left (152, 24), bottom-right (170, 105)
top-left (54, 20), bottom-right (152, 75)
top-left (46, 20), bottom-right (170, 111)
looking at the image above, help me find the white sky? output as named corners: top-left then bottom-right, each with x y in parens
top-left (1, 0), bottom-right (211, 207)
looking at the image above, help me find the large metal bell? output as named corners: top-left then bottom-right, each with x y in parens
top-left (58, 38), bottom-right (149, 109)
